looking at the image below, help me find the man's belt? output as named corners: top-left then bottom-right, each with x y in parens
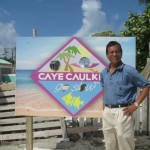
top-left (105, 103), bottom-right (133, 108)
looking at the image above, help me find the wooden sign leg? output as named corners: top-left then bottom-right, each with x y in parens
top-left (60, 117), bottom-right (68, 140)
top-left (26, 116), bottom-right (33, 150)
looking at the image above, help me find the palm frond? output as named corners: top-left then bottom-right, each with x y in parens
top-left (65, 46), bottom-right (81, 55)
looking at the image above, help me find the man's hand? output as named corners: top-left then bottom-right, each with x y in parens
top-left (122, 104), bottom-right (137, 116)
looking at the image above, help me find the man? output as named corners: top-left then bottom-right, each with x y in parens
top-left (100, 41), bottom-right (150, 150)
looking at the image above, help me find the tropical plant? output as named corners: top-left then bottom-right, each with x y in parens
top-left (92, 5), bottom-right (150, 72)
top-left (91, 31), bottom-right (116, 37)
top-left (139, 0), bottom-right (150, 4)
top-left (120, 4), bottom-right (150, 71)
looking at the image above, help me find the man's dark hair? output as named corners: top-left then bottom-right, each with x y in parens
top-left (106, 41), bottom-right (122, 54)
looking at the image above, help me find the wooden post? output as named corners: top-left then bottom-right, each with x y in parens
top-left (0, 68), bottom-right (2, 82)
top-left (26, 116), bottom-right (33, 150)
top-left (60, 117), bottom-right (68, 140)
top-left (84, 118), bottom-right (92, 137)
top-left (78, 117), bottom-right (84, 138)
top-left (141, 50), bottom-right (150, 135)
top-left (26, 28), bottom-right (37, 150)
top-left (147, 73), bottom-right (150, 135)
top-left (134, 90), bottom-right (141, 136)
top-left (93, 118), bottom-right (100, 137)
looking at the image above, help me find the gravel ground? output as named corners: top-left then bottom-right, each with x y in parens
top-left (0, 136), bottom-right (150, 150)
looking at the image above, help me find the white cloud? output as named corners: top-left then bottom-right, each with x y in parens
top-left (75, 0), bottom-right (113, 36)
top-left (75, 0), bottom-right (126, 36)
top-left (0, 22), bottom-right (17, 48)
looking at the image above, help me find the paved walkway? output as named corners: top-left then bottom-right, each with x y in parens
top-left (0, 136), bottom-right (150, 150)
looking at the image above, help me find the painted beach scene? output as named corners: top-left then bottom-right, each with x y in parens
top-left (16, 69), bottom-right (104, 117)
top-left (15, 37), bottom-right (136, 117)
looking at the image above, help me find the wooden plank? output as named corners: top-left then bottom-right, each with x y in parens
top-left (147, 75), bottom-right (150, 135)
top-left (0, 121), bottom-right (61, 132)
top-left (35, 128), bottom-right (62, 137)
top-left (60, 117), bottom-right (67, 139)
top-left (84, 118), bottom-right (92, 137)
top-left (67, 125), bottom-right (101, 134)
top-left (141, 97), bottom-right (148, 134)
top-left (0, 117), bottom-right (60, 125)
top-left (141, 59), bottom-right (150, 135)
top-left (0, 90), bottom-right (15, 97)
top-left (0, 104), bottom-right (15, 111)
top-left (72, 117), bottom-right (78, 127)
top-left (0, 111), bottom-right (17, 118)
top-left (0, 117), bottom-right (26, 125)
top-left (148, 93), bottom-right (150, 136)
top-left (78, 117), bottom-right (84, 138)
top-left (0, 97), bottom-right (15, 104)
top-left (134, 102), bottom-right (141, 135)
top-left (92, 118), bottom-right (100, 137)
top-left (0, 129), bottom-right (63, 140)
top-left (33, 117), bottom-right (60, 123)
top-left (26, 117), bottom-right (33, 150)
top-left (0, 83), bottom-right (15, 91)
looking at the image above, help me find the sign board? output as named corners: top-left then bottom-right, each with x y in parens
top-left (15, 37), bottom-right (135, 117)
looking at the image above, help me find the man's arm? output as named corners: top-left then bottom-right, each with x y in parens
top-left (123, 85), bottom-right (150, 116)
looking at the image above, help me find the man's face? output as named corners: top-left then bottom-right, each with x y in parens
top-left (106, 45), bottom-right (122, 65)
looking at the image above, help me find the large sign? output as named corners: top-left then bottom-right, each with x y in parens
top-left (15, 37), bottom-right (135, 117)
top-left (30, 37), bottom-right (107, 116)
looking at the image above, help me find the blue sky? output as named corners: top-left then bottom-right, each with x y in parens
top-left (0, 0), bottom-right (145, 49)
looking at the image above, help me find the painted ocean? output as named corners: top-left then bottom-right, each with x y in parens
top-left (16, 70), bottom-right (37, 89)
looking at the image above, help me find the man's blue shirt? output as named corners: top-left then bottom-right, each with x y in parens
top-left (100, 63), bottom-right (149, 105)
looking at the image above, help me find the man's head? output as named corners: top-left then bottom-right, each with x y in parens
top-left (106, 41), bottom-right (122, 66)
top-left (106, 41), bottom-right (122, 55)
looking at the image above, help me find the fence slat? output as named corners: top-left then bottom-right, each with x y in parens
top-left (0, 121), bottom-right (61, 132)
top-left (0, 97), bottom-right (15, 104)
top-left (0, 129), bottom-right (62, 141)
top-left (0, 90), bottom-right (15, 97)
top-left (0, 104), bottom-right (15, 111)
top-left (67, 125), bottom-right (101, 134)
top-left (0, 117), bottom-right (60, 125)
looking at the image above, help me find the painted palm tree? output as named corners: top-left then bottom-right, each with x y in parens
top-left (56, 46), bottom-right (80, 72)
top-left (64, 46), bottom-right (81, 72)
top-left (55, 52), bottom-right (75, 72)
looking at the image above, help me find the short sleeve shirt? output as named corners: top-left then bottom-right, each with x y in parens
top-left (100, 63), bottom-right (149, 105)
